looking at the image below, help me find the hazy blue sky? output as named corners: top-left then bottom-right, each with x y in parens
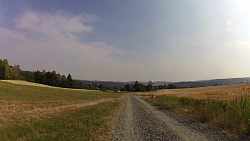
top-left (0, 0), bottom-right (250, 81)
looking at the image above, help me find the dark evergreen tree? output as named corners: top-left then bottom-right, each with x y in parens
top-left (133, 81), bottom-right (139, 92)
top-left (66, 74), bottom-right (73, 88)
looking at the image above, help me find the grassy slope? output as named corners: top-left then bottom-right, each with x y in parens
top-left (0, 81), bottom-right (122, 140)
top-left (0, 81), bottom-right (119, 100)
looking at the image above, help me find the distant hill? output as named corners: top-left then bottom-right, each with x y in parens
top-left (153, 81), bottom-right (172, 86)
top-left (79, 80), bottom-right (172, 87)
top-left (80, 77), bottom-right (250, 88)
top-left (80, 80), bottom-right (128, 87)
top-left (175, 77), bottom-right (250, 88)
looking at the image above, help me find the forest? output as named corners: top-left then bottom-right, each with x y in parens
top-left (0, 59), bottom-right (98, 90)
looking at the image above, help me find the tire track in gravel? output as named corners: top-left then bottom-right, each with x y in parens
top-left (109, 94), bottom-right (231, 141)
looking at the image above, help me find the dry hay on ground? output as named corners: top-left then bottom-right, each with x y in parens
top-left (1, 80), bottom-right (53, 88)
top-left (142, 83), bottom-right (250, 100)
top-left (0, 98), bottom-right (119, 128)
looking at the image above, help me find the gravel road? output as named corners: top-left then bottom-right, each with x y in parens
top-left (109, 94), bottom-right (232, 141)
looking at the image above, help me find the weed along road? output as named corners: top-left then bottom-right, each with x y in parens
top-left (109, 94), bottom-right (231, 141)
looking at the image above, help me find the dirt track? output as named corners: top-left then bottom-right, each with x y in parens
top-left (109, 94), bottom-right (231, 141)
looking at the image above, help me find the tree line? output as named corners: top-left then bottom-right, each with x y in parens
top-left (0, 59), bottom-right (124, 90)
top-left (0, 59), bottom-right (176, 92)
top-left (0, 59), bottom-right (98, 89)
top-left (123, 81), bottom-right (177, 92)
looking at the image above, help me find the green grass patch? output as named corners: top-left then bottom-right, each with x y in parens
top-left (0, 81), bottom-right (122, 139)
top-left (0, 81), bottom-right (121, 101)
top-left (0, 101), bottom-right (118, 141)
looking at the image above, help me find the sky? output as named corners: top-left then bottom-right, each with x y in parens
top-left (0, 0), bottom-right (250, 82)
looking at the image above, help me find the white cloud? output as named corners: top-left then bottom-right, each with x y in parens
top-left (0, 10), bottom-right (137, 81)
top-left (15, 11), bottom-right (93, 41)
top-left (228, 40), bottom-right (250, 49)
top-left (16, 11), bottom-right (93, 33)
top-left (226, 19), bottom-right (240, 33)
top-left (235, 0), bottom-right (250, 12)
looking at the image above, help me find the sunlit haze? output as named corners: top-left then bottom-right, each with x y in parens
top-left (1, 0), bottom-right (250, 81)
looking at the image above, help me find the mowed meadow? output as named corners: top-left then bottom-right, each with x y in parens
top-left (140, 83), bottom-right (250, 139)
top-left (0, 80), bottom-right (123, 141)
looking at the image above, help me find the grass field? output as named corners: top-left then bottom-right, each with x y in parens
top-left (140, 82), bottom-right (250, 99)
top-left (0, 80), bottom-right (122, 140)
top-left (142, 83), bottom-right (250, 139)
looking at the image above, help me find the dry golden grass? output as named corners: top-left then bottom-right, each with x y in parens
top-left (140, 83), bottom-right (250, 99)
top-left (0, 98), bottom-right (119, 128)
top-left (0, 80), bottom-right (54, 88)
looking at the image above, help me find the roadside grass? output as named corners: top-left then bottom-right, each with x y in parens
top-left (144, 89), bottom-right (250, 139)
top-left (0, 101), bottom-right (119, 141)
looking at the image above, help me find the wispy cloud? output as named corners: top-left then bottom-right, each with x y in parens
top-left (15, 11), bottom-right (93, 40)
top-left (226, 19), bottom-right (240, 34)
top-left (228, 40), bottom-right (250, 50)
top-left (0, 10), bottom-right (132, 80)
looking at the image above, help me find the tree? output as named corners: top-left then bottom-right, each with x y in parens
top-left (124, 84), bottom-right (134, 91)
top-left (138, 83), bottom-right (147, 92)
top-left (0, 59), bottom-right (4, 79)
top-left (98, 84), bottom-right (107, 91)
top-left (67, 74), bottom-right (72, 81)
top-left (66, 74), bottom-right (73, 88)
top-left (146, 80), bottom-right (154, 91)
top-left (59, 75), bottom-right (67, 87)
top-left (133, 81), bottom-right (146, 92)
top-left (133, 81), bottom-right (140, 92)
top-left (21, 71), bottom-right (35, 82)
top-left (11, 65), bottom-right (21, 79)
top-left (3, 59), bottom-right (9, 79)
top-left (34, 70), bottom-right (47, 84)
top-left (72, 80), bottom-right (83, 89)
top-left (164, 84), bottom-right (167, 89)
top-left (55, 72), bottom-right (61, 86)
top-left (167, 83), bottom-right (177, 89)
